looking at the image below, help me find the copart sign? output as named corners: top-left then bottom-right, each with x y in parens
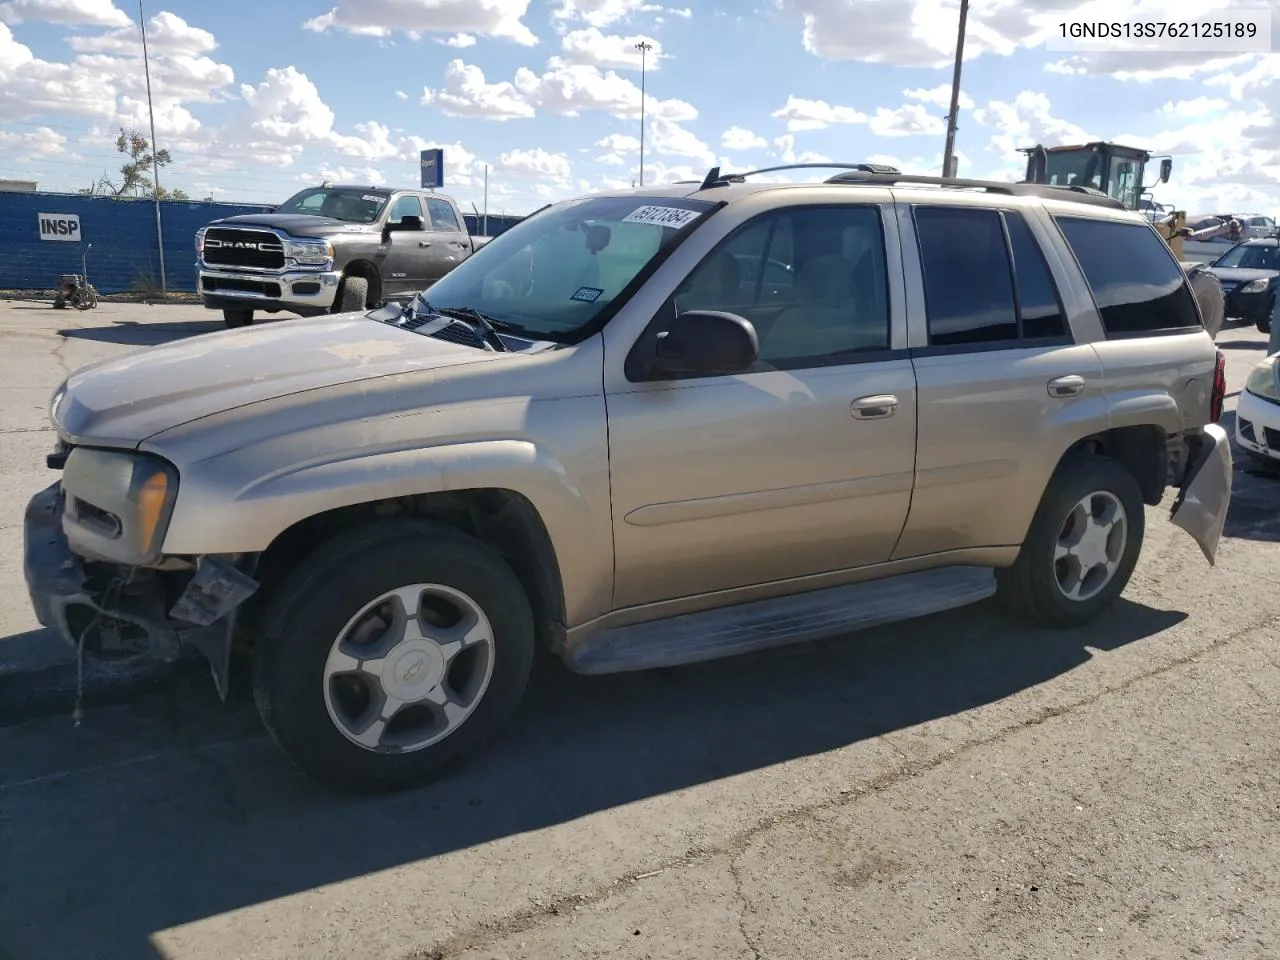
top-left (38, 213), bottom-right (82, 241)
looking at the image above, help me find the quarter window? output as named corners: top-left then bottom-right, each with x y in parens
top-left (674, 205), bottom-right (890, 368)
top-left (1054, 216), bottom-right (1201, 335)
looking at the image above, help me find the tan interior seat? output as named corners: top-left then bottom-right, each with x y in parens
top-left (759, 254), bottom-right (883, 361)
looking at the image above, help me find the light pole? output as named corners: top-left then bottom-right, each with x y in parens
top-left (139, 0), bottom-right (167, 293)
top-left (635, 40), bottom-right (652, 186)
top-left (941, 0), bottom-right (969, 179)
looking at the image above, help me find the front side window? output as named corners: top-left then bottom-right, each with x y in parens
top-left (1055, 216), bottom-right (1201, 335)
top-left (388, 194), bottom-right (424, 225)
top-left (275, 187), bottom-right (390, 224)
top-left (419, 196), bottom-right (716, 342)
top-left (673, 205), bottom-right (889, 367)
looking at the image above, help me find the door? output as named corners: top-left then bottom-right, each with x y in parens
top-left (892, 203), bottom-right (1106, 559)
top-left (425, 196), bottom-right (473, 283)
top-left (605, 203), bottom-right (918, 609)
top-left (382, 193), bottom-right (432, 297)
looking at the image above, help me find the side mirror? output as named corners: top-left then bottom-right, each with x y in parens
top-left (1160, 158), bottom-right (1172, 183)
top-left (386, 215), bottom-right (424, 233)
top-left (654, 310), bottom-right (758, 375)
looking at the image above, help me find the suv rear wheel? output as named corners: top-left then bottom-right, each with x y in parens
top-left (252, 519), bottom-right (536, 793)
top-left (996, 452), bottom-right (1144, 627)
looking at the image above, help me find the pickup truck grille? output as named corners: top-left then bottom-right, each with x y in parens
top-left (203, 228), bottom-right (285, 269)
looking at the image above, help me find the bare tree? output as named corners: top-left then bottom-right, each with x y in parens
top-left (85, 127), bottom-right (188, 200)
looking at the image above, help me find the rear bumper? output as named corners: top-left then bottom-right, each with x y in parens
top-left (1169, 424), bottom-right (1233, 565)
top-left (197, 263), bottom-right (340, 314)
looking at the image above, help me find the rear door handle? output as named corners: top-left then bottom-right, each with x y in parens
top-left (1047, 375), bottom-right (1086, 398)
top-left (419, 241), bottom-right (431, 248)
top-left (850, 394), bottom-right (898, 419)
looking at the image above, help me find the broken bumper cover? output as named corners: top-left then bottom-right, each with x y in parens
top-left (23, 482), bottom-right (259, 699)
top-left (1169, 423), bottom-right (1232, 565)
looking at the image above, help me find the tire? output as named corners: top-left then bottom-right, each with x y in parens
top-left (995, 452), bottom-right (1145, 628)
top-left (336, 275), bottom-right (370, 314)
top-left (223, 308), bottom-right (253, 329)
top-left (252, 519), bottom-right (536, 793)
top-left (1258, 316), bottom-right (1272, 335)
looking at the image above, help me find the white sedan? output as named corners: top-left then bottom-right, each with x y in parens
top-left (1237, 353), bottom-right (1280, 467)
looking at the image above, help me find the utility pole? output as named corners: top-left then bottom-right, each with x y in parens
top-left (139, 0), bottom-right (167, 293)
top-left (941, 0), bottom-right (969, 179)
top-left (635, 41), bottom-right (652, 187)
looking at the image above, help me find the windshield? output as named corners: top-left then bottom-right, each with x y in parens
top-left (416, 195), bottom-right (716, 342)
top-left (1043, 150), bottom-right (1102, 191)
top-left (275, 187), bottom-right (390, 223)
top-left (1214, 244), bottom-right (1280, 270)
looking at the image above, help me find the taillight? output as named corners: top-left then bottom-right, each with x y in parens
top-left (1210, 349), bottom-right (1226, 422)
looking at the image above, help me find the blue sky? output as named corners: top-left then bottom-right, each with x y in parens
top-left (0, 0), bottom-right (1277, 217)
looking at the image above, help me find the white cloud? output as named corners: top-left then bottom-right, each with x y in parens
top-left (0, 0), bottom-right (128, 27)
top-left (553, 0), bottom-right (663, 29)
top-left (773, 134), bottom-right (832, 166)
top-left (0, 21), bottom-right (123, 120)
top-left (721, 125), bottom-right (767, 151)
top-left (869, 103), bottom-right (946, 137)
top-left (306, 164), bottom-right (388, 186)
top-left (904, 82), bottom-right (972, 110)
top-left (497, 146), bottom-right (572, 181)
top-left (0, 124), bottom-right (68, 156)
top-left (303, 0), bottom-right (538, 46)
top-left (595, 132), bottom-right (639, 164)
top-left (394, 89), bottom-right (408, 100)
top-left (972, 91), bottom-right (1094, 161)
top-left (1158, 97), bottom-right (1229, 119)
top-left (437, 33), bottom-right (476, 47)
top-left (771, 95), bottom-right (868, 132)
top-left (66, 10), bottom-right (216, 55)
top-left (647, 117), bottom-right (713, 165)
top-left (560, 27), bottom-right (661, 71)
top-left (422, 59), bottom-right (535, 120)
top-left (513, 57), bottom-right (696, 120)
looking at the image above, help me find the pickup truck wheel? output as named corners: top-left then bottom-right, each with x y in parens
top-left (995, 453), bottom-right (1144, 627)
top-left (252, 519), bottom-right (535, 793)
top-left (336, 275), bottom-right (370, 313)
top-left (223, 309), bottom-right (253, 328)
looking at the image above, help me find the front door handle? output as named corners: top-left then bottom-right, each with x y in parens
top-left (419, 241), bottom-right (432, 248)
top-left (850, 394), bottom-right (898, 419)
top-left (1047, 375), bottom-right (1086, 398)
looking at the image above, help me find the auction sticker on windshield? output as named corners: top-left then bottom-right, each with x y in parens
top-left (622, 205), bottom-right (702, 229)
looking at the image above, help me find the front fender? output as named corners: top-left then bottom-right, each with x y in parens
top-left (157, 437), bottom-right (613, 626)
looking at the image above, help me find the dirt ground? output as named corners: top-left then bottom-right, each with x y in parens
top-left (0, 300), bottom-right (1277, 960)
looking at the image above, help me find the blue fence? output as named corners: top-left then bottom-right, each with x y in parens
top-left (0, 191), bottom-right (525, 295)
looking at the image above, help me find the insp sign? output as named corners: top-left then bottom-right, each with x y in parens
top-left (38, 213), bottom-right (82, 242)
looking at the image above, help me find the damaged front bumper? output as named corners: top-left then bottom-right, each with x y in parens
top-left (1169, 423), bottom-right (1233, 565)
top-left (23, 482), bottom-right (259, 700)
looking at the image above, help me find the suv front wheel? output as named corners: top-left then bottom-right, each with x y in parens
top-left (996, 452), bottom-right (1145, 627)
top-left (252, 519), bottom-right (536, 793)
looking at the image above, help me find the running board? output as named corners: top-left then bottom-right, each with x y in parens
top-left (564, 566), bottom-right (998, 675)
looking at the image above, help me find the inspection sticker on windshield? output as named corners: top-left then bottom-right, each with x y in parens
top-left (621, 205), bottom-right (701, 229)
top-left (362, 195), bottom-right (382, 202)
top-left (571, 286), bottom-right (604, 303)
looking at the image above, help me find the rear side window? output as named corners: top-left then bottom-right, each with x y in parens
top-left (427, 197), bottom-right (463, 233)
top-left (1054, 216), bottom-right (1201, 336)
top-left (1005, 212), bottom-right (1066, 339)
top-left (915, 207), bottom-right (1018, 345)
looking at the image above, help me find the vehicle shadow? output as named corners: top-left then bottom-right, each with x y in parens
top-left (0, 596), bottom-right (1184, 960)
top-left (1216, 338), bottom-right (1267, 351)
top-left (57, 320), bottom-right (227, 346)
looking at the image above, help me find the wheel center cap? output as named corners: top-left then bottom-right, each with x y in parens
top-left (1077, 528), bottom-right (1108, 568)
top-left (382, 640), bottom-right (446, 701)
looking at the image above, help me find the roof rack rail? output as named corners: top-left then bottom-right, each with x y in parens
top-left (693, 162), bottom-right (901, 190)
top-left (822, 171), bottom-right (1127, 210)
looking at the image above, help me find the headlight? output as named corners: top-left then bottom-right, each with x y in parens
top-left (195, 227), bottom-right (206, 255)
top-left (284, 238), bottom-right (334, 265)
top-left (61, 449), bottom-right (180, 565)
top-left (1245, 356), bottom-right (1280, 402)
top-left (49, 381), bottom-right (67, 424)
top-left (1241, 278), bottom-right (1270, 294)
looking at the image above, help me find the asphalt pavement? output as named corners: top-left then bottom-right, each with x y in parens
top-left (1, 301), bottom-right (1277, 960)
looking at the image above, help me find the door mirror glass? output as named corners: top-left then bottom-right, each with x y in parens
top-left (655, 310), bottom-right (759, 375)
top-left (1160, 158), bottom-right (1172, 183)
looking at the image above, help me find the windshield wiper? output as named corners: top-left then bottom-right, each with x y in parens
top-left (406, 296), bottom-right (517, 352)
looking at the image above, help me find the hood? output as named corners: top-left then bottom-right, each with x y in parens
top-left (1205, 266), bottom-right (1278, 284)
top-left (208, 213), bottom-right (380, 239)
top-left (54, 313), bottom-right (503, 448)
